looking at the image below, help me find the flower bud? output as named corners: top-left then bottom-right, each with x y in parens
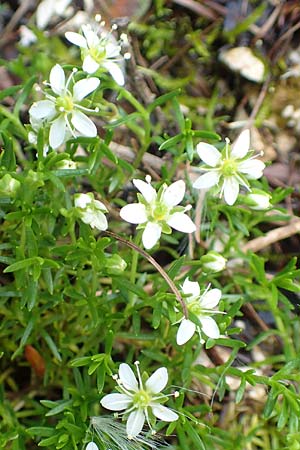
top-left (0, 174), bottom-right (20, 196)
top-left (105, 254), bottom-right (127, 275)
top-left (201, 251), bottom-right (227, 273)
top-left (246, 189), bottom-right (271, 210)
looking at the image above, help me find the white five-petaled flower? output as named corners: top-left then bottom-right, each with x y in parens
top-left (176, 278), bottom-right (223, 346)
top-left (75, 193), bottom-right (108, 231)
top-left (65, 24), bottom-right (125, 85)
top-left (29, 64), bottom-right (100, 149)
top-left (193, 129), bottom-right (265, 206)
top-left (100, 362), bottom-right (178, 439)
top-left (120, 176), bottom-right (196, 250)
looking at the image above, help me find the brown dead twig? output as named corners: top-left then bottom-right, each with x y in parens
top-left (172, 0), bottom-right (218, 20)
top-left (0, 0), bottom-right (35, 44)
top-left (242, 219), bottom-right (300, 253)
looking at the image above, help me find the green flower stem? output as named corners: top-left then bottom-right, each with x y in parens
top-left (117, 88), bottom-right (151, 168)
top-left (0, 105), bottom-right (27, 140)
top-left (104, 230), bottom-right (188, 318)
top-left (267, 301), bottom-right (296, 360)
top-left (133, 122), bottom-right (151, 169)
top-left (118, 88), bottom-right (148, 117)
top-left (130, 231), bottom-right (142, 287)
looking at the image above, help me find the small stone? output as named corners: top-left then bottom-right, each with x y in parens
top-left (220, 47), bottom-right (265, 83)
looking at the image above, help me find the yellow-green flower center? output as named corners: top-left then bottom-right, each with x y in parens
top-left (56, 95), bottom-right (74, 112)
top-left (189, 300), bottom-right (202, 316)
top-left (221, 159), bottom-right (237, 177)
top-left (133, 389), bottom-right (151, 408)
top-left (151, 203), bottom-right (169, 221)
top-left (89, 46), bottom-right (106, 63)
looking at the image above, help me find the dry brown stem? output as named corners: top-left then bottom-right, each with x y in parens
top-left (242, 219), bottom-right (300, 253)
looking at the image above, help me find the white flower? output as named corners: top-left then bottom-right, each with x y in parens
top-left (200, 251), bottom-right (227, 273)
top-left (65, 24), bottom-right (125, 85)
top-left (120, 176), bottom-right (196, 250)
top-left (75, 193), bottom-right (108, 231)
top-left (85, 443), bottom-right (99, 450)
top-left (19, 26), bottom-right (37, 46)
top-left (246, 189), bottom-right (271, 210)
top-left (176, 278), bottom-right (223, 346)
top-left (100, 362), bottom-right (178, 439)
top-left (36, 0), bottom-right (72, 29)
top-left (193, 129), bottom-right (265, 205)
top-left (29, 64), bottom-right (100, 149)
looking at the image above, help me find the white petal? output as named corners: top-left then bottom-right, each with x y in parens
top-left (151, 404), bottom-right (179, 422)
top-left (74, 193), bottom-right (91, 208)
top-left (126, 409), bottom-right (145, 439)
top-left (71, 110), bottom-right (97, 137)
top-left (119, 363), bottom-right (138, 391)
top-left (120, 204), bottom-right (147, 224)
top-left (50, 64), bottom-right (65, 95)
top-left (142, 222), bottom-right (162, 249)
top-left (82, 25), bottom-right (100, 48)
top-left (49, 116), bottom-right (66, 149)
top-left (133, 179), bottom-right (156, 203)
top-left (36, 0), bottom-right (53, 29)
top-left (176, 319), bottom-right (196, 345)
top-left (162, 180), bottom-right (185, 207)
top-left (200, 288), bottom-right (222, 309)
top-left (102, 61), bottom-right (125, 86)
top-left (94, 199), bottom-right (108, 212)
top-left (193, 171), bottom-right (220, 189)
top-left (86, 443), bottom-right (99, 450)
top-left (83, 55), bottom-right (100, 74)
top-left (167, 212), bottom-right (196, 233)
top-left (238, 159), bottom-right (265, 179)
top-left (55, 0), bottom-right (71, 14)
top-left (29, 100), bottom-right (56, 120)
top-left (84, 210), bottom-right (108, 231)
top-left (199, 316), bottom-right (220, 339)
top-left (145, 367), bottom-right (168, 394)
top-left (100, 393), bottom-right (132, 411)
top-left (106, 42), bottom-right (121, 58)
top-left (196, 142), bottom-right (221, 167)
top-left (73, 77), bottom-right (100, 101)
top-left (65, 31), bottom-right (88, 48)
top-left (182, 278), bottom-right (200, 298)
top-left (231, 129), bottom-right (250, 158)
top-left (223, 176), bottom-right (239, 205)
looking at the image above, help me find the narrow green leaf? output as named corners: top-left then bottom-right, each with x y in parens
top-left (4, 257), bottom-right (43, 273)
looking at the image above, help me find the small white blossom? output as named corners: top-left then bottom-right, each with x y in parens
top-left (36, 0), bottom-right (72, 29)
top-left (176, 278), bottom-right (223, 346)
top-left (65, 24), bottom-right (125, 85)
top-left (29, 64), bottom-right (100, 149)
top-left (19, 26), bottom-right (37, 47)
top-left (246, 189), bottom-right (271, 210)
top-left (120, 176), bottom-right (196, 250)
top-left (193, 129), bottom-right (265, 205)
top-left (100, 362), bottom-right (178, 439)
top-left (75, 193), bottom-right (108, 231)
top-left (201, 251), bottom-right (227, 273)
